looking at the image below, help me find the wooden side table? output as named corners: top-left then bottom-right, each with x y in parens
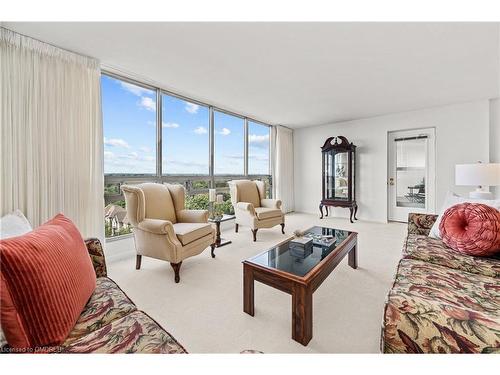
top-left (208, 214), bottom-right (235, 247)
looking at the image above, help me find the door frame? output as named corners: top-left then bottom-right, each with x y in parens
top-left (387, 127), bottom-right (436, 222)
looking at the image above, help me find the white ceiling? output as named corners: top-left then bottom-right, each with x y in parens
top-left (4, 22), bottom-right (500, 128)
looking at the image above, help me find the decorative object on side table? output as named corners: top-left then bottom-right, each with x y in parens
top-left (455, 162), bottom-right (500, 199)
top-left (319, 136), bottom-right (358, 223)
top-left (208, 188), bottom-right (216, 220)
top-left (208, 214), bottom-right (236, 247)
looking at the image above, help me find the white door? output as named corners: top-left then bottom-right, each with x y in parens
top-left (388, 128), bottom-right (435, 222)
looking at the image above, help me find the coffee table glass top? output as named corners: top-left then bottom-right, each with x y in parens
top-left (208, 214), bottom-right (235, 223)
top-left (247, 226), bottom-right (352, 277)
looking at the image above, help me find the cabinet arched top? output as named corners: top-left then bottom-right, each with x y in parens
top-left (321, 136), bottom-right (356, 152)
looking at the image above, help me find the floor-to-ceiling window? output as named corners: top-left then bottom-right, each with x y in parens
top-left (102, 72), bottom-right (273, 239)
top-left (214, 110), bottom-right (245, 175)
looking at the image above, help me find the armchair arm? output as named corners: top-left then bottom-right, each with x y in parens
top-left (236, 202), bottom-right (255, 215)
top-left (260, 199), bottom-right (282, 210)
top-left (407, 213), bottom-right (438, 236)
top-left (85, 238), bottom-right (107, 278)
top-left (177, 209), bottom-right (208, 223)
top-left (138, 218), bottom-right (174, 235)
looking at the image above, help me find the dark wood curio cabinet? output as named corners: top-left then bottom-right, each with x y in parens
top-left (319, 136), bottom-right (358, 223)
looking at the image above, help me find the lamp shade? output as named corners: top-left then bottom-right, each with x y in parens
top-left (455, 163), bottom-right (500, 186)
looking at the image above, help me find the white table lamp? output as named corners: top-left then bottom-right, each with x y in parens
top-left (455, 162), bottom-right (500, 199)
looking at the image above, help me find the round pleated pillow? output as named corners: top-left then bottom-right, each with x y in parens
top-left (439, 203), bottom-right (500, 257)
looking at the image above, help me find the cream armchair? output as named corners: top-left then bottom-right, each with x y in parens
top-left (121, 183), bottom-right (216, 283)
top-left (228, 180), bottom-right (285, 241)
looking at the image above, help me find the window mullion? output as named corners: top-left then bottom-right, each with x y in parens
top-left (209, 106), bottom-right (215, 188)
top-left (244, 118), bottom-right (248, 176)
top-left (156, 89), bottom-right (162, 180)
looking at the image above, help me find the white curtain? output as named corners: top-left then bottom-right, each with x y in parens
top-left (272, 125), bottom-right (294, 213)
top-left (1, 28), bottom-right (104, 240)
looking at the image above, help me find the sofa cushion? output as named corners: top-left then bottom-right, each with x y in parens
top-left (173, 222), bottom-right (213, 246)
top-left (0, 209), bottom-right (32, 239)
top-left (0, 214), bottom-right (96, 348)
top-left (440, 203), bottom-right (500, 257)
top-left (63, 310), bottom-right (187, 353)
top-left (403, 234), bottom-right (500, 278)
top-left (254, 207), bottom-right (282, 220)
top-left (64, 277), bottom-right (137, 344)
top-left (382, 259), bottom-right (500, 353)
top-left (429, 191), bottom-right (500, 239)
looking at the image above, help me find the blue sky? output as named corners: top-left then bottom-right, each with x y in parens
top-left (102, 75), bottom-right (270, 175)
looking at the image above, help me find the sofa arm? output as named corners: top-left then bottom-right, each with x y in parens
top-left (177, 209), bottom-right (208, 223)
top-left (236, 202), bottom-right (255, 215)
top-left (407, 213), bottom-right (438, 236)
top-left (260, 199), bottom-right (282, 210)
top-left (85, 238), bottom-right (107, 278)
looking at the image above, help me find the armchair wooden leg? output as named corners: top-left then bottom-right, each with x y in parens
top-left (281, 223), bottom-right (285, 234)
top-left (251, 229), bottom-right (258, 242)
top-left (136, 255), bottom-right (142, 270)
top-left (210, 243), bottom-right (216, 258)
top-left (170, 262), bottom-right (182, 283)
top-left (235, 223), bottom-right (239, 233)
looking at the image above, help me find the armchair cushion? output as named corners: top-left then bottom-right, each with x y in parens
top-left (177, 209), bottom-right (209, 223)
top-left (254, 207), bottom-right (282, 220)
top-left (173, 223), bottom-right (214, 246)
top-left (138, 218), bottom-right (174, 235)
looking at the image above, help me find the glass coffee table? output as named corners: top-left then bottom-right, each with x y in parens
top-left (242, 226), bottom-right (358, 346)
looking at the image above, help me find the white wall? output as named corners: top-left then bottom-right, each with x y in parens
top-left (490, 99), bottom-right (500, 198)
top-left (294, 100), bottom-right (491, 223)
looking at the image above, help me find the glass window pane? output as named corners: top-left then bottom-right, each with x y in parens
top-left (104, 182), bottom-right (132, 238)
top-left (395, 138), bottom-right (426, 209)
top-left (162, 95), bottom-right (209, 175)
top-left (214, 111), bottom-right (244, 175)
top-left (248, 121), bottom-right (270, 175)
top-left (101, 75), bottom-right (157, 174)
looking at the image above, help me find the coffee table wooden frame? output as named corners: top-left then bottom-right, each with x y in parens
top-left (242, 229), bottom-right (358, 346)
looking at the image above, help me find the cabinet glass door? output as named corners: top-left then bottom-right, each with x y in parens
top-left (324, 151), bottom-right (334, 199)
top-left (334, 152), bottom-right (349, 199)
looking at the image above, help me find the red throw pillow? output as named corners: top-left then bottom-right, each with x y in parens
top-left (0, 214), bottom-right (96, 349)
top-left (439, 203), bottom-right (500, 257)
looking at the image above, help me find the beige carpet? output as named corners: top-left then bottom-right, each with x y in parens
top-left (105, 213), bottom-right (406, 353)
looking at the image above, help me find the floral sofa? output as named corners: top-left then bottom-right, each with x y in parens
top-left (1, 238), bottom-right (187, 354)
top-left (381, 213), bottom-right (500, 354)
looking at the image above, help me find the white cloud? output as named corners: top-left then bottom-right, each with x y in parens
top-left (194, 126), bottom-right (208, 135)
top-left (119, 152), bottom-right (139, 159)
top-left (104, 151), bottom-right (115, 160)
top-left (104, 137), bottom-right (130, 148)
top-left (219, 127), bottom-right (231, 136)
top-left (162, 122), bottom-right (180, 128)
top-left (119, 81), bottom-right (152, 97)
top-left (249, 133), bottom-right (270, 149)
top-left (249, 134), bottom-right (269, 144)
top-left (140, 146), bottom-right (152, 153)
top-left (185, 102), bottom-right (199, 114)
top-left (139, 97), bottom-right (156, 111)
